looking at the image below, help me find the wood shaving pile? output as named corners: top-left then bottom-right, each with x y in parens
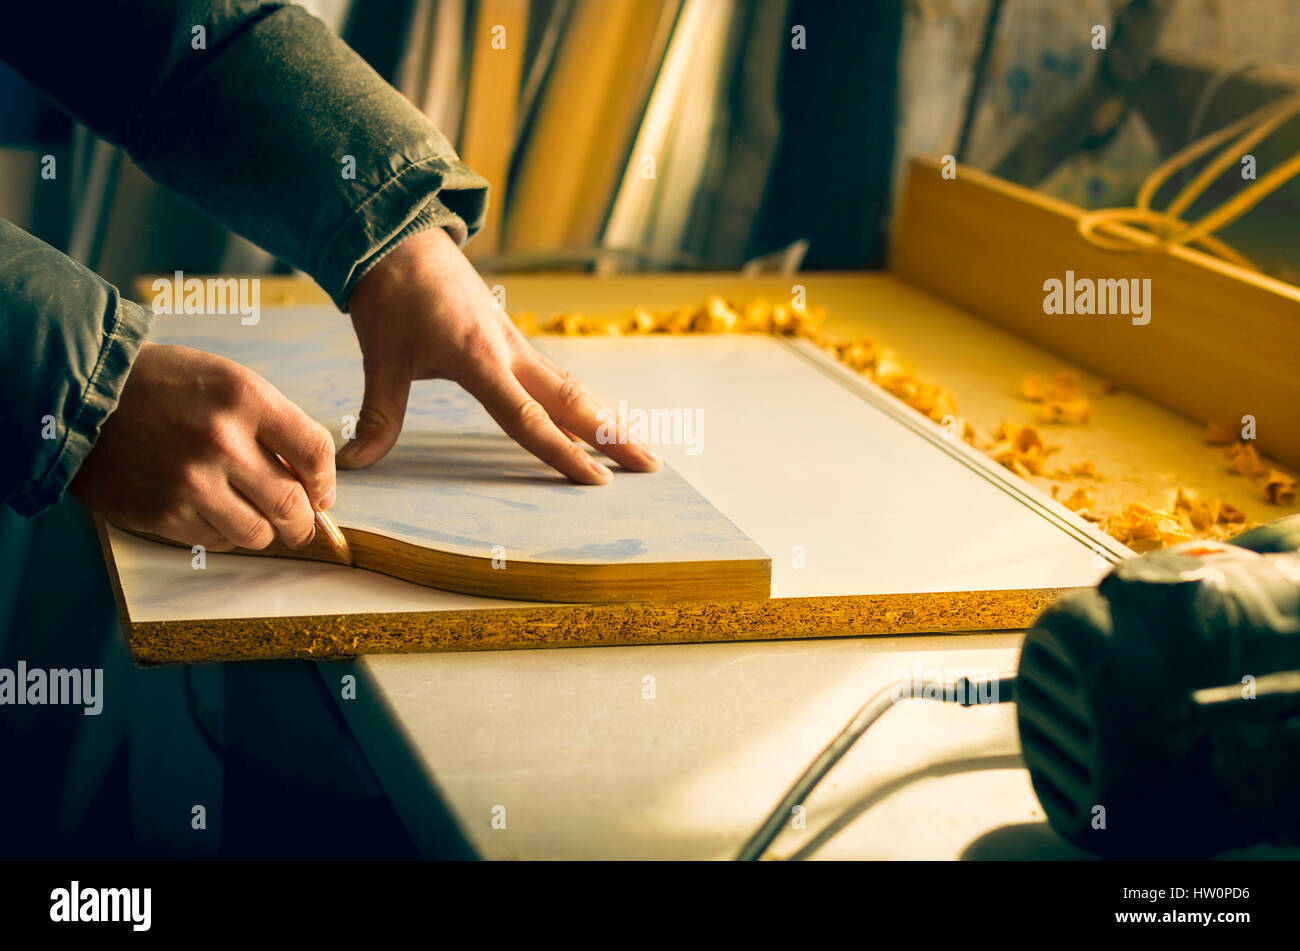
top-left (1097, 492), bottom-right (1246, 552)
top-left (518, 295), bottom-right (1297, 551)
top-left (515, 295), bottom-right (959, 425)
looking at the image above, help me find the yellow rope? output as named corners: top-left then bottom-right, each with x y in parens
top-left (1077, 91), bottom-right (1300, 267)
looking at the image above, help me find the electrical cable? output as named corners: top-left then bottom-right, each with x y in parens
top-left (1077, 89), bottom-right (1300, 266)
top-left (1185, 55), bottom-right (1266, 156)
top-left (736, 673), bottom-right (1018, 861)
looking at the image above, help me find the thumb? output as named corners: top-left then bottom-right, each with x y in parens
top-left (336, 367), bottom-right (411, 469)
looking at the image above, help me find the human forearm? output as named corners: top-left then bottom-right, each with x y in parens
top-left (0, 1), bottom-right (488, 310)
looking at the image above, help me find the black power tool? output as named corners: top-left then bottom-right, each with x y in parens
top-left (739, 515), bottom-right (1300, 861)
top-left (1017, 514), bottom-right (1300, 857)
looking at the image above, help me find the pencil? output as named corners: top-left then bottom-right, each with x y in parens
top-left (311, 506), bottom-right (354, 566)
top-left (278, 457), bottom-right (354, 566)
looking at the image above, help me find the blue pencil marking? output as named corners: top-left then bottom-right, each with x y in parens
top-left (530, 538), bottom-right (647, 561)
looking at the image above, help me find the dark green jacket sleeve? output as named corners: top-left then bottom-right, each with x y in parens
top-left (0, 1), bottom-right (488, 309)
top-left (0, 220), bottom-right (153, 516)
top-left (0, 1), bottom-right (488, 516)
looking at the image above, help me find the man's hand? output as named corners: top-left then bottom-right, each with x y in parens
top-left (72, 342), bottom-right (336, 551)
top-left (340, 227), bottom-right (660, 483)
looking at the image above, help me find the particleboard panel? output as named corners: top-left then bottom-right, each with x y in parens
top-left (890, 155), bottom-right (1300, 470)
top-left (102, 313), bottom-right (1124, 665)
top-left (121, 311), bottom-right (769, 603)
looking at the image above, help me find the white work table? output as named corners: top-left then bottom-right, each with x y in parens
top-left (327, 631), bottom-right (1086, 859)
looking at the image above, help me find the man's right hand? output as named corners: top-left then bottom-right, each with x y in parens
top-left (72, 341), bottom-right (337, 552)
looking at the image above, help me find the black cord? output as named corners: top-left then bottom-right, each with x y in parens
top-left (183, 664), bottom-right (226, 761)
top-left (736, 674), bottom-right (1017, 861)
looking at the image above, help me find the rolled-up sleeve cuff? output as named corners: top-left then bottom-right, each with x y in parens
top-left (316, 155), bottom-right (489, 313)
top-left (12, 295), bottom-right (154, 516)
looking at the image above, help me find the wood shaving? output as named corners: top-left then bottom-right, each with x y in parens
top-left (1167, 486), bottom-right (1245, 532)
top-left (738, 299), bottom-right (773, 333)
top-left (1064, 487), bottom-right (1095, 512)
top-left (542, 311), bottom-right (620, 336)
top-left (1227, 442), bottom-right (1267, 477)
top-left (622, 308), bottom-right (657, 334)
top-left (1020, 371), bottom-right (1078, 403)
top-left (690, 296), bottom-right (740, 333)
top-left (834, 339), bottom-right (879, 374)
top-left (1204, 420), bottom-right (1236, 445)
top-left (988, 421), bottom-right (1061, 477)
top-left (963, 421), bottom-right (995, 451)
top-left (512, 311), bottom-right (542, 335)
top-left (1020, 375), bottom-right (1049, 402)
top-left (1266, 469), bottom-right (1298, 505)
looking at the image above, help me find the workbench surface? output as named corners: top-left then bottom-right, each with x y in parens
top-left (123, 270), bottom-right (1297, 858)
top-left (330, 632), bottom-right (1071, 859)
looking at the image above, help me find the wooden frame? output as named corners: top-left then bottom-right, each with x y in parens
top-left (891, 156), bottom-right (1300, 469)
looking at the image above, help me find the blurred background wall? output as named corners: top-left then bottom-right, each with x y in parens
top-left (5, 0), bottom-right (1300, 292)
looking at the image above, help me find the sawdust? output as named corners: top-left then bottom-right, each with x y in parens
top-left (521, 295), bottom-right (1296, 552)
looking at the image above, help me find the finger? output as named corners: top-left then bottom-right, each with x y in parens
top-left (193, 514), bottom-right (237, 553)
top-left (230, 448), bottom-right (317, 549)
top-left (256, 393), bottom-right (338, 509)
top-left (199, 486), bottom-right (277, 551)
top-left (150, 510), bottom-right (235, 553)
top-left (336, 362), bottom-right (412, 470)
top-left (459, 362), bottom-right (612, 484)
top-left (514, 354), bottom-right (660, 472)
